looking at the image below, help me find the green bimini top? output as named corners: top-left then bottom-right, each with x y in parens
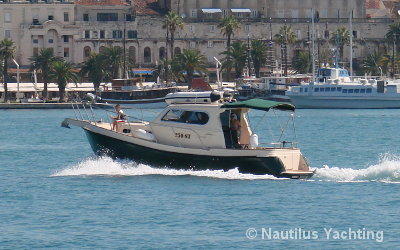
top-left (221, 99), bottom-right (295, 112)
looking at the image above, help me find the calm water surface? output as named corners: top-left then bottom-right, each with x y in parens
top-left (0, 108), bottom-right (399, 249)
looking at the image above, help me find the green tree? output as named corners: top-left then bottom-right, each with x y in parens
top-left (0, 38), bottom-right (16, 102)
top-left (102, 46), bottom-right (124, 79)
top-left (30, 48), bottom-right (61, 101)
top-left (274, 24), bottom-right (296, 76)
top-left (251, 40), bottom-right (268, 77)
top-left (385, 22), bottom-right (400, 76)
top-left (363, 51), bottom-right (381, 76)
top-left (331, 26), bottom-right (350, 62)
top-left (80, 52), bottom-right (109, 94)
top-left (49, 60), bottom-right (78, 103)
top-left (292, 51), bottom-right (312, 74)
top-left (220, 41), bottom-right (247, 79)
top-left (218, 15), bottom-right (240, 81)
top-left (163, 11), bottom-right (184, 60)
top-left (173, 49), bottom-right (207, 89)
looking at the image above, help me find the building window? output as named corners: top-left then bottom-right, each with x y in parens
top-left (223, 9), bottom-right (229, 17)
top-left (209, 25), bottom-right (216, 33)
top-left (126, 14), bottom-right (133, 21)
top-left (48, 39), bottom-right (54, 44)
top-left (207, 41), bottom-right (213, 48)
top-left (191, 9), bottom-right (197, 18)
top-left (5, 30), bottom-right (11, 38)
top-left (48, 15), bottom-right (54, 21)
top-left (190, 41), bottom-right (196, 48)
top-left (127, 30), bottom-right (137, 39)
top-left (190, 25), bottom-right (195, 32)
top-left (112, 30), bottom-right (123, 39)
top-left (100, 30), bottom-right (105, 39)
top-left (33, 39), bottom-right (39, 44)
top-left (83, 14), bottom-right (89, 21)
top-left (84, 30), bottom-right (90, 39)
top-left (144, 47), bottom-right (151, 63)
top-left (236, 13), bottom-right (242, 18)
top-left (251, 10), bottom-right (258, 18)
top-left (63, 35), bottom-right (69, 42)
top-left (64, 48), bottom-right (69, 58)
top-left (174, 47), bottom-right (181, 56)
top-left (97, 13), bottom-right (118, 22)
top-left (129, 46), bottom-right (136, 64)
top-left (64, 12), bottom-right (69, 22)
top-left (33, 48), bottom-right (39, 56)
top-left (84, 46), bottom-right (91, 58)
top-left (244, 25), bottom-right (251, 32)
top-left (159, 47), bottom-right (165, 60)
top-left (352, 30), bottom-right (358, 38)
top-left (324, 30), bottom-right (329, 39)
top-left (206, 13), bottom-right (212, 18)
top-left (4, 13), bottom-right (11, 23)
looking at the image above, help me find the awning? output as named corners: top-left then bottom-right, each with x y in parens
top-left (201, 8), bottom-right (222, 14)
top-left (221, 99), bottom-right (295, 112)
top-left (231, 8), bottom-right (252, 13)
top-left (132, 70), bottom-right (154, 75)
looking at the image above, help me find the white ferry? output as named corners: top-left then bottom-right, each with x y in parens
top-left (62, 92), bottom-right (314, 179)
top-left (286, 68), bottom-right (400, 109)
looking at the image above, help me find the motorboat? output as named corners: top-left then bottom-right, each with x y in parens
top-left (62, 92), bottom-right (314, 179)
top-left (286, 68), bottom-right (400, 109)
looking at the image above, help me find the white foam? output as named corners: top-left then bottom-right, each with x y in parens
top-left (51, 156), bottom-right (279, 180)
top-left (314, 153), bottom-right (400, 183)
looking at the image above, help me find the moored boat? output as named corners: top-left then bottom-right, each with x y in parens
top-left (62, 92), bottom-right (314, 179)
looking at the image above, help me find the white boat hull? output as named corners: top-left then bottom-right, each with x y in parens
top-left (289, 96), bottom-right (400, 109)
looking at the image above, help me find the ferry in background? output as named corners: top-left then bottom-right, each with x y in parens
top-left (286, 67), bottom-right (400, 109)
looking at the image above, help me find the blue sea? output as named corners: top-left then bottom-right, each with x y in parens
top-left (1, 108), bottom-right (399, 249)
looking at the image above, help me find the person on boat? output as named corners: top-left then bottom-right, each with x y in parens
top-left (111, 104), bottom-right (126, 131)
top-left (230, 113), bottom-right (241, 147)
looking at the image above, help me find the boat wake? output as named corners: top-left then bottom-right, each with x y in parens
top-left (313, 153), bottom-right (400, 183)
top-left (52, 154), bottom-right (400, 183)
top-left (51, 156), bottom-right (279, 180)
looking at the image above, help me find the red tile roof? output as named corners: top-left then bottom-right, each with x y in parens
top-left (134, 0), bottom-right (165, 16)
top-left (75, 0), bottom-right (129, 6)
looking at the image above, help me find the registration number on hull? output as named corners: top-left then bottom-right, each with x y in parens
top-left (175, 133), bottom-right (191, 139)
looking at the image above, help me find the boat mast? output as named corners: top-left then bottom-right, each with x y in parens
top-left (311, 8), bottom-right (316, 83)
top-left (349, 10), bottom-right (353, 77)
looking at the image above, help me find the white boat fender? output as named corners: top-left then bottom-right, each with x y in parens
top-left (250, 134), bottom-right (259, 149)
top-left (133, 129), bottom-right (156, 141)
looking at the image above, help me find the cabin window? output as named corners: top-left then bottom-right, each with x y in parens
top-left (366, 88), bottom-right (372, 93)
top-left (354, 89), bottom-right (360, 93)
top-left (162, 110), bottom-right (209, 125)
top-left (343, 89), bottom-right (348, 93)
top-left (337, 87), bottom-right (342, 92)
top-left (320, 88), bottom-right (325, 92)
top-left (331, 87), bottom-right (336, 92)
top-left (325, 87), bottom-right (330, 92)
top-left (299, 88), bottom-right (303, 93)
top-left (348, 89), bottom-right (354, 93)
top-left (360, 89), bottom-right (366, 93)
top-left (314, 88), bottom-right (319, 92)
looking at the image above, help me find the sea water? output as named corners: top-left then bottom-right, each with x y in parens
top-left (0, 108), bottom-right (399, 249)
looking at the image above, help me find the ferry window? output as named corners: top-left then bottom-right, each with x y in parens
top-left (300, 88), bottom-right (303, 93)
top-left (304, 88), bottom-right (308, 92)
top-left (325, 87), bottom-right (331, 92)
top-left (366, 88), bottom-right (372, 93)
top-left (337, 87), bottom-right (342, 92)
top-left (343, 89), bottom-right (348, 93)
top-left (348, 89), bottom-right (354, 93)
top-left (162, 110), bottom-right (209, 125)
top-left (360, 89), bottom-right (366, 93)
top-left (354, 89), bottom-right (360, 93)
top-left (320, 88), bottom-right (325, 92)
top-left (331, 87), bottom-right (336, 92)
top-left (315, 88), bottom-right (319, 92)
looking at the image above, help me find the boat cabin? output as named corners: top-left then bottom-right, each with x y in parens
top-left (317, 68), bottom-right (351, 83)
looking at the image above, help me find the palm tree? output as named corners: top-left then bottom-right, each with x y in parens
top-left (251, 40), bottom-right (268, 77)
top-left (0, 38), bottom-right (16, 102)
top-left (218, 15), bottom-right (240, 81)
top-left (163, 11), bottom-right (184, 60)
top-left (331, 26), bottom-right (350, 62)
top-left (274, 24), bottom-right (296, 76)
top-left (102, 46), bottom-right (124, 79)
top-left (292, 51), bottom-right (312, 74)
top-left (363, 51), bottom-right (381, 76)
top-left (173, 49), bottom-right (207, 89)
top-left (49, 60), bottom-right (78, 103)
top-left (385, 23), bottom-right (400, 76)
top-left (30, 48), bottom-right (60, 101)
top-left (80, 52), bottom-right (109, 93)
top-left (220, 41), bottom-right (247, 78)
